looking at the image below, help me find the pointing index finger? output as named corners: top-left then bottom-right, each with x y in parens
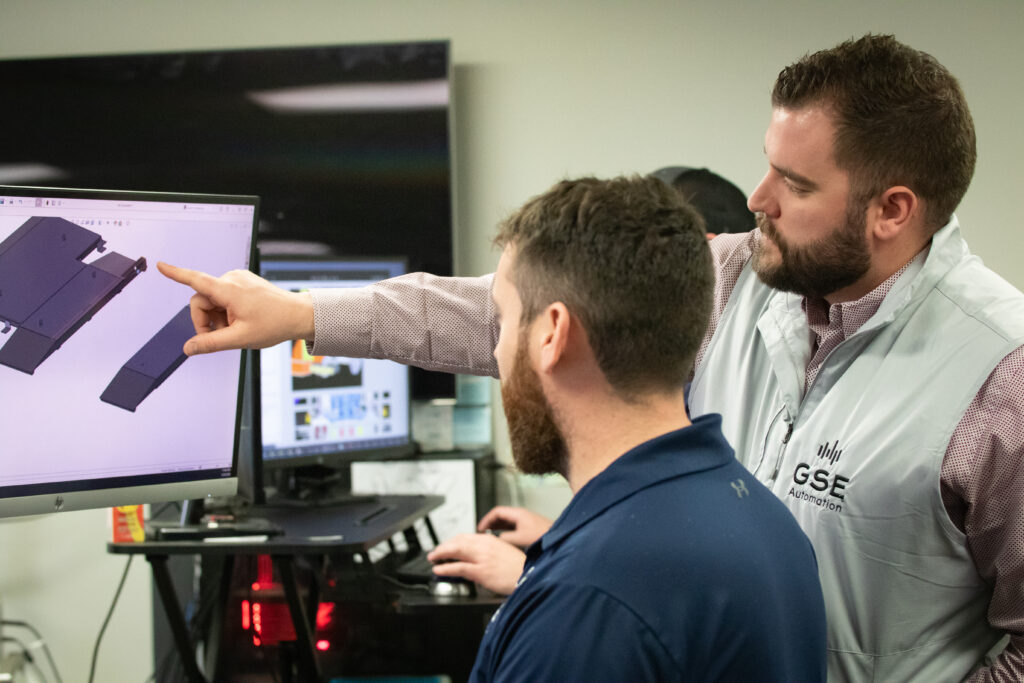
top-left (156, 261), bottom-right (220, 296)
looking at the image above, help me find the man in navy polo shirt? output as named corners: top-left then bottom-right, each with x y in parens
top-left (159, 174), bottom-right (827, 679)
top-left (464, 175), bottom-right (825, 681)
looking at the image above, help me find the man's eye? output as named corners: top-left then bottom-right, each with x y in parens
top-left (785, 180), bottom-right (809, 196)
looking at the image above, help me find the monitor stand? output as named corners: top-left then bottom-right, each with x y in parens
top-left (263, 464), bottom-right (378, 509)
top-left (180, 498), bottom-right (205, 526)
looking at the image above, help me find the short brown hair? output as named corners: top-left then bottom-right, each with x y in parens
top-left (773, 34), bottom-right (976, 231)
top-left (494, 175), bottom-right (712, 397)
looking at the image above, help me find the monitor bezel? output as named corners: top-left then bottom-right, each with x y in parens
top-left (0, 184), bottom-right (258, 517)
top-left (256, 253), bottom-right (417, 474)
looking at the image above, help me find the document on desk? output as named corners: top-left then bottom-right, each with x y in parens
top-left (351, 459), bottom-right (476, 543)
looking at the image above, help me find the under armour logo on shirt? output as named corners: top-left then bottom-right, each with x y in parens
top-left (731, 479), bottom-right (750, 498)
top-left (516, 565), bottom-right (536, 588)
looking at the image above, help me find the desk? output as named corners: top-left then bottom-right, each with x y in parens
top-left (110, 494), bottom-right (489, 683)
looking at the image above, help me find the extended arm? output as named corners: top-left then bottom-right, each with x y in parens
top-left (158, 263), bottom-right (500, 377)
top-left (309, 271), bottom-right (499, 377)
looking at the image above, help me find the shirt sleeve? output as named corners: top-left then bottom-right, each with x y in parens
top-left (944, 346), bottom-right (1024, 682)
top-left (307, 271), bottom-right (500, 378)
top-left (478, 584), bottom-right (682, 682)
top-left (694, 230), bottom-right (758, 370)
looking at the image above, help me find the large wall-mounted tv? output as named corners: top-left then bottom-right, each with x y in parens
top-left (0, 39), bottom-right (455, 398)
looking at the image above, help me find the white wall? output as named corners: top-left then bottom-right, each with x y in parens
top-left (1, 1), bottom-right (1021, 679)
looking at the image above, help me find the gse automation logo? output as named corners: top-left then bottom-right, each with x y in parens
top-left (788, 440), bottom-right (850, 513)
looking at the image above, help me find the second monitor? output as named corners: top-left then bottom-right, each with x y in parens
top-left (257, 257), bottom-right (415, 503)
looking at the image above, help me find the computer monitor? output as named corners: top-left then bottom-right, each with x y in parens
top-left (256, 257), bottom-right (415, 501)
top-left (0, 185), bottom-right (257, 518)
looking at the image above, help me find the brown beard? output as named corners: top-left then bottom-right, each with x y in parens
top-left (752, 197), bottom-right (871, 299)
top-left (500, 339), bottom-right (568, 477)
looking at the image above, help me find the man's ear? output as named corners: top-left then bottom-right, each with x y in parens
top-left (535, 302), bottom-right (571, 374)
top-left (872, 186), bottom-right (919, 242)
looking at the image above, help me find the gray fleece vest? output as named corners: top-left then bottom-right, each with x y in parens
top-left (689, 218), bottom-right (1024, 682)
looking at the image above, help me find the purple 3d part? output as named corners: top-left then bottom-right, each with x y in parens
top-left (0, 216), bottom-right (146, 374)
top-left (101, 305), bottom-right (194, 412)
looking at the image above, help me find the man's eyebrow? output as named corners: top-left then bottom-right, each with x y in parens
top-left (771, 163), bottom-right (819, 191)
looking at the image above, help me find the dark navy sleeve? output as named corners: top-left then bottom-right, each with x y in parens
top-left (472, 582), bottom-right (682, 682)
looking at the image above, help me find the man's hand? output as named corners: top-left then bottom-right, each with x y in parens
top-left (477, 506), bottom-right (553, 548)
top-left (427, 533), bottom-right (527, 596)
top-left (157, 262), bottom-right (315, 355)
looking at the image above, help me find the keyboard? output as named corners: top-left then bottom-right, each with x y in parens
top-left (394, 553), bottom-right (436, 583)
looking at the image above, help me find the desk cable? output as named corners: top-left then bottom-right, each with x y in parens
top-left (87, 555), bottom-right (133, 683)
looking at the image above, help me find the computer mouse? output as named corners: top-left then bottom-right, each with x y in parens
top-left (428, 574), bottom-right (477, 598)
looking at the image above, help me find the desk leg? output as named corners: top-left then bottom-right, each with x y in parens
top-left (147, 554), bottom-right (209, 683)
top-left (205, 555), bottom-right (235, 682)
top-left (423, 514), bottom-right (440, 546)
top-left (273, 555), bottom-right (323, 683)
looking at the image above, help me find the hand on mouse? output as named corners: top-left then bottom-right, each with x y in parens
top-left (427, 532), bottom-right (526, 596)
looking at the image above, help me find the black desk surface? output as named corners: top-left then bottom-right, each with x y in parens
top-left (108, 494), bottom-right (444, 556)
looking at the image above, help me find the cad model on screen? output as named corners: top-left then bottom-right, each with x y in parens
top-left (101, 305), bottom-right (194, 412)
top-left (0, 216), bottom-right (146, 374)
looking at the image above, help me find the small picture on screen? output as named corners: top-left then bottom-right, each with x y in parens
top-left (258, 258), bottom-right (412, 468)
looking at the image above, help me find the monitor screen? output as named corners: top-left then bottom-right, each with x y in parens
top-left (0, 185), bottom-right (257, 517)
top-left (0, 39), bottom-right (456, 399)
top-left (258, 257), bottom-right (415, 472)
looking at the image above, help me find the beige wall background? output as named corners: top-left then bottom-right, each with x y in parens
top-left (1, 1), bottom-right (1021, 680)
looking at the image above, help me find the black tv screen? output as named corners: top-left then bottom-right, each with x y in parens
top-left (0, 40), bottom-right (455, 398)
